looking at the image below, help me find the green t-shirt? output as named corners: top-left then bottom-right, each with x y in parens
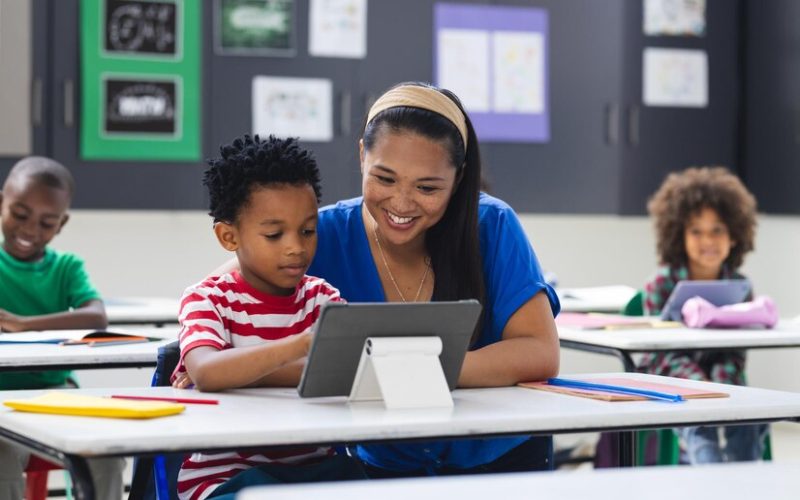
top-left (0, 246), bottom-right (102, 390)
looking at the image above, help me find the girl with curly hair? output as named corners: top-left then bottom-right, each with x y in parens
top-left (639, 166), bottom-right (766, 464)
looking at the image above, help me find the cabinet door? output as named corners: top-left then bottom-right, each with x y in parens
top-left (743, 0), bottom-right (800, 214)
top-left (0, 0), bottom-right (49, 173)
top-left (358, 0), bottom-right (626, 214)
top-left (618, 0), bottom-right (742, 215)
top-left (48, 0), bottom-right (207, 209)
top-left (205, 0), bottom-right (363, 207)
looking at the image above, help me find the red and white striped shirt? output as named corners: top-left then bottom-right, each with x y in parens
top-left (174, 271), bottom-right (342, 500)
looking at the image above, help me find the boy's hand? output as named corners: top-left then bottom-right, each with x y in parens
top-left (0, 309), bottom-right (28, 332)
top-left (172, 371), bottom-right (194, 389)
top-left (295, 330), bottom-right (314, 357)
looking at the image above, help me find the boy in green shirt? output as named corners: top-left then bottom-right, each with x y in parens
top-left (0, 156), bottom-right (122, 499)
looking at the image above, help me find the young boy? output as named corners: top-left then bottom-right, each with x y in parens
top-left (172, 135), bottom-right (364, 500)
top-left (0, 156), bottom-right (123, 499)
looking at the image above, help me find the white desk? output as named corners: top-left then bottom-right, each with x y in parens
top-left (238, 461), bottom-right (800, 500)
top-left (557, 286), bottom-right (638, 313)
top-left (104, 297), bottom-right (179, 326)
top-left (1, 373), bottom-right (799, 499)
top-left (558, 321), bottom-right (800, 371)
top-left (0, 327), bottom-right (178, 371)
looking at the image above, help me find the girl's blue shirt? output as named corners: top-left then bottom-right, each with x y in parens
top-left (307, 193), bottom-right (559, 471)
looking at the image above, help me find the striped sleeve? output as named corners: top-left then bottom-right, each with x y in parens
top-left (172, 283), bottom-right (229, 381)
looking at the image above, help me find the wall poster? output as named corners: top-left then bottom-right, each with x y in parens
top-left (434, 3), bottom-right (549, 143)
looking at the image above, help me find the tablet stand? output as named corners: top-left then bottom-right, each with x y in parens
top-left (349, 336), bottom-right (453, 409)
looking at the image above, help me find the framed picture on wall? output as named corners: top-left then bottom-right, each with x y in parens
top-left (214, 0), bottom-right (296, 56)
top-left (103, 0), bottom-right (182, 60)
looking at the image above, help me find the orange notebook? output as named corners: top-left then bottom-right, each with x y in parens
top-left (520, 377), bottom-right (729, 402)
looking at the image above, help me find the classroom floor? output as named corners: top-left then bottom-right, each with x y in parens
top-left (43, 422), bottom-right (800, 499)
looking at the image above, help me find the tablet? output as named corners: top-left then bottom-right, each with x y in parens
top-left (298, 300), bottom-right (482, 398)
top-left (660, 279), bottom-right (752, 321)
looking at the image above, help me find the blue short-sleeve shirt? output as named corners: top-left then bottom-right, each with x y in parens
top-left (308, 193), bottom-right (559, 471)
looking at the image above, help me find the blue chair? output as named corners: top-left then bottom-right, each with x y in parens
top-left (128, 341), bottom-right (184, 500)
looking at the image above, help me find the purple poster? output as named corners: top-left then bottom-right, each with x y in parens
top-left (434, 3), bottom-right (549, 143)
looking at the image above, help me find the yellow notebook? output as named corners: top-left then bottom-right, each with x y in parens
top-left (4, 392), bottom-right (185, 419)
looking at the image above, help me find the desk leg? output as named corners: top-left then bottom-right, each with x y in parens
top-left (618, 431), bottom-right (636, 467)
top-left (62, 455), bottom-right (95, 500)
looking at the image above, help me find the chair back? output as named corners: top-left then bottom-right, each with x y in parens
top-left (128, 341), bottom-right (183, 500)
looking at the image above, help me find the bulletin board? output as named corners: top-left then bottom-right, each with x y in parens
top-left (79, 0), bottom-right (201, 161)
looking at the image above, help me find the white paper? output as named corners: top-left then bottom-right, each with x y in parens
top-left (644, 0), bottom-right (706, 36)
top-left (437, 29), bottom-right (490, 112)
top-left (252, 76), bottom-right (333, 142)
top-left (492, 31), bottom-right (544, 113)
top-left (308, 0), bottom-right (367, 58)
top-left (643, 47), bottom-right (707, 108)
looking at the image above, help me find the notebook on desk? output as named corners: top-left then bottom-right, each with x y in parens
top-left (520, 377), bottom-right (729, 402)
top-left (3, 392), bottom-right (185, 418)
top-left (555, 312), bottom-right (680, 330)
top-left (0, 329), bottom-right (160, 346)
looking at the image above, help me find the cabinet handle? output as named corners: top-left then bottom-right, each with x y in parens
top-left (63, 79), bottom-right (74, 128)
top-left (340, 91), bottom-right (351, 136)
top-left (605, 103), bottom-right (619, 145)
top-left (627, 105), bottom-right (640, 146)
top-left (31, 78), bottom-right (43, 127)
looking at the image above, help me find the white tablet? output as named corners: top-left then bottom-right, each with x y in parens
top-left (660, 279), bottom-right (752, 321)
top-left (297, 300), bottom-right (482, 398)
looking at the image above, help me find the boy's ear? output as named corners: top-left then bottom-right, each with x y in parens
top-left (55, 213), bottom-right (70, 234)
top-left (213, 221), bottom-right (239, 252)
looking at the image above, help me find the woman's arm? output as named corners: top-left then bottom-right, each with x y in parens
top-left (458, 291), bottom-right (559, 387)
top-left (183, 332), bottom-right (311, 392)
top-left (0, 299), bottom-right (108, 332)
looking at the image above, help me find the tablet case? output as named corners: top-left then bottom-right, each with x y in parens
top-left (298, 300), bottom-right (482, 398)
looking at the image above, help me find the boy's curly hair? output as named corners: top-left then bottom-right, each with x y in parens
top-left (204, 135), bottom-right (322, 223)
top-left (648, 166), bottom-right (757, 270)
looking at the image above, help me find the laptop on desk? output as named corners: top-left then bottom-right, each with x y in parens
top-left (660, 280), bottom-right (752, 321)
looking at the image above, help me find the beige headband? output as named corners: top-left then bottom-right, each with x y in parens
top-left (366, 85), bottom-right (468, 150)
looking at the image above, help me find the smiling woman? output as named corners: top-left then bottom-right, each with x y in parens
top-left (305, 82), bottom-right (561, 477)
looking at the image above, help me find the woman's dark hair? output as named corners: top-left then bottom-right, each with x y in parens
top-left (362, 82), bottom-right (486, 343)
top-left (648, 166), bottom-right (757, 270)
top-left (204, 134), bottom-right (321, 223)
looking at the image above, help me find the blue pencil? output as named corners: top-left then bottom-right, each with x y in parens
top-left (547, 377), bottom-right (684, 402)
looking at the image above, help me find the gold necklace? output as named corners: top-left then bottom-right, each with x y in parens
top-left (373, 223), bottom-right (430, 302)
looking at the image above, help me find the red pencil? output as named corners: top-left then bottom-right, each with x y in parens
top-left (110, 394), bottom-right (219, 405)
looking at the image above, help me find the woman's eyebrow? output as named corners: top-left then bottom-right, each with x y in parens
top-left (373, 165), bottom-right (447, 183)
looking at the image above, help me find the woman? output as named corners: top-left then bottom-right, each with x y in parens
top-left (308, 82), bottom-right (560, 476)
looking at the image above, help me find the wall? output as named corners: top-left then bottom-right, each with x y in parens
top-left (57, 210), bottom-right (800, 392)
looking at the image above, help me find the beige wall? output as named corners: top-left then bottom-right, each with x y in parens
top-left (54, 210), bottom-right (800, 391)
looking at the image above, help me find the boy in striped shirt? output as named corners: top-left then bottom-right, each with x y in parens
top-left (172, 135), bottom-right (364, 500)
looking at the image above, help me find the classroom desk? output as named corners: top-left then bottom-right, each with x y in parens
top-left (1, 372), bottom-right (799, 499)
top-left (0, 327), bottom-right (178, 372)
top-left (558, 321), bottom-right (800, 371)
top-left (557, 285), bottom-right (638, 313)
top-left (237, 461), bottom-right (800, 500)
top-left (104, 297), bottom-right (179, 326)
